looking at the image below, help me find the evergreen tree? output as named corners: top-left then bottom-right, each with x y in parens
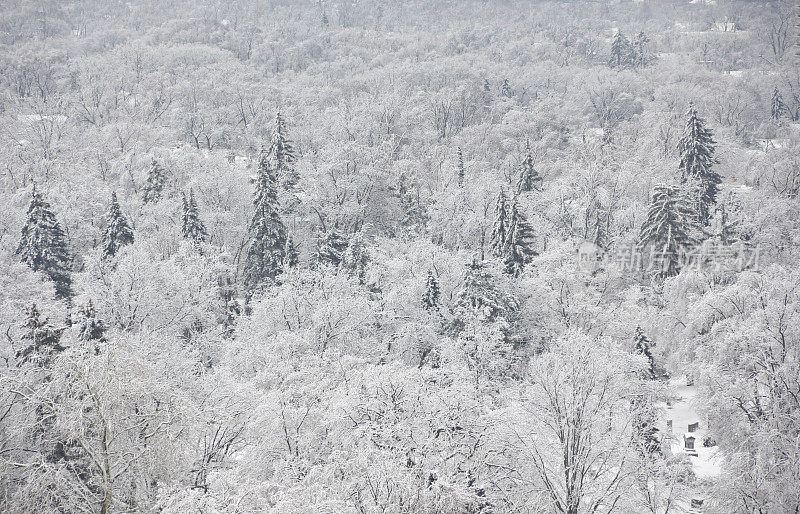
top-left (142, 159), bottom-right (168, 204)
top-left (284, 235), bottom-right (299, 269)
top-left (490, 190), bottom-right (510, 258)
top-left (421, 270), bottom-right (440, 311)
top-left (632, 31), bottom-right (650, 68)
top-left (633, 326), bottom-right (656, 380)
top-left (638, 185), bottom-right (699, 277)
top-left (243, 147), bottom-right (287, 292)
top-left (17, 185), bottom-right (72, 299)
top-left (483, 78), bottom-right (491, 92)
top-left (267, 111), bottom-right (299, 190)
top-left (678, 104), bottom-right (721, 224)
top-left (74, 300), bottom-right (107, 344)
top-left (102, 191), bottom-right (134, 259)
top-left (398, 173), bottom-right (428, 233)
top-left (456, 147), bottom-right (466, 187)
top-left (17, 304), bottom-right (65, 365)
top-left (609, 30), bottom-right (634, 68)
top-left (454, 260), bottom-right (515, 322)
top-left (516, 140), bottom-right (542, 194)
top-left (501, 78), bottom-right (513, 98)
top-left (313, 229), bottom-right (349, 268)
top-left (771, 87), bottom-right (788, 121)
top-left (590, 204), bottom-right (607, 249)
top-left (503, 198), bottom-right (538, 276)
top-left (342, 232), bottom-right (369, 283)
top-left (181, 189), bottom-right (208, 244)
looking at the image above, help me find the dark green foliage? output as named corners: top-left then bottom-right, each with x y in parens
top-left (771, 87), bottom-right (788, 121)
top-left (142, 159), bottom-right (168, 204)
top-left (284, 236), bottom-right (299, 269)
top-left (516, 140), bottom-right (542, 194)
top-left (313, 229), bottom-right (349, 268)
top-left (268, 111), bottom-right (298, 191)
top-left (678, 104), bottom-right (721, 224)
top-left (17, 186), bottom-right (72, 299)
top-left (491, 192), bottom-right (537, 276)
top-left (501, 78), bottom-right (512, 98)
top-left (75, 300), bottom-right (107, 344)
top-left (590, 204), bottom-right (607, 249)
top-left (454, 260), bottom-right (515, 322)
top-left (633, 326), bottom-right (655, 380)
top-left (456, 147), bottom-right (465, 187)
top-left (638, 185), bottom-right (699, 277)
top-left (632, 31), bottom-right (651, 68)
top-left (342, 232), bottom-right (369, 283)
top-left (243, 148), bottom-right (287, 292)
top-left (503, 198), bottom-right (537, 276)
top-left (490, 190), bottom-right (510, 258)
top-left (422, 270), bottom-right (440, 311)
top-left (17, 304), bottom-right (65, 365)
top-left (398, 173), bottom-right (428, 234)
top-left (609, 31), bottom-right (634, 69)
top-left (103, 191), bottom-right (134, 259)
top-left (182, 189), bottom-right (208, 244)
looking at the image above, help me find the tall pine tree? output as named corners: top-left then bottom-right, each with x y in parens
top-left (421, 270), bottom-right (440, 311)
top-left (268, 111), bottom-right (298, 190)
top-left (456, 147), bottom-right (466, 187)
top-left (503, 198), bottom-right (537, 276)
top-left (771, 87), bottom-right (788, 121)
top-left (243, 147), bottom-right (287, 292)
top-left (638, 185), bottom-right (699, 277)
top-left (678, 104), bottom-right (721, 224)
top-left (17, 304), bottom-right (65, 365)
top-left (490, 190), bottom-right (510, 258)
top-left (609, 30), bottom-right (634, 68)
top-left (103, 191), bottom-right (134, 259)
top-left (181, 189), bottom-right (208, 244)
top-left (632, 31), bottom-right (650, 68)
top-left (17, 185), bottom-right (72, 299)
top-left (142, 159), bottom-right (168, 204)
top-left (633, 326), bottom-right (656, 380)
top-left (516, 140), bottom-right (542, 194)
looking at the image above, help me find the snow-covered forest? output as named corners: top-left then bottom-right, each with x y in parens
top-left (1, 0), bottom-right (800, 512)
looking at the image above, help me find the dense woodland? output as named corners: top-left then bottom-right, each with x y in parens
top-left (1, 0), bottom-right (800, 512)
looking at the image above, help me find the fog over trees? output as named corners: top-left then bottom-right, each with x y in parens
top-left (1, 0), bottom-right (800, 512)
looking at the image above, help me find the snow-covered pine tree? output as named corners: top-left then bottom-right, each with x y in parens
top-left (313, 229), bottom-right (349, 268)
top-left (483, 78), bottom-right (491, 92)
top-left (74, 300), bottom-right (107, 344)
top-left (181, 189), bottom-right (208, 244)
top-left (454, 260), bottom-right (515, 322)
top-left (638, 185), bottom-right (699, 277)
top-left (421, 270), bottom-right (440, 311)
top-left (17, 303), bottom-right (65, 365)
top-left (633, 326), bottom-right (656, 379)
top-left (609, 30), bottom-right (633, 68)
top-left (142, 159), bottom-right (168, 204)
top-left (590, 204), bottom-right (607, 249)
top-left (501, 78), bottom-right (513, 98)
top-left (17, 185), bottom-right (72, 299)
top-left (632, 31), bottom-right (650, 68)
top-left (516, 140), bottom-right (542, 194)
top-left (772, 87), bottom-right (788, 121)
top-left (342, 232), bottom-right (369, 283)
top-left (678, 104), bottom-right (721, 224)
top-left (456, 147), bottom-right (465, 187)
top-left (103, 191), bottom-right (134, 259)
top-left (490, 189), bottom-right (510, 258)
top-left (503, 198), bottom-right (538, 276)
top-left (284, 235), bottom-right (299, 269)
top-left (268, 111), bottom-right (299, 190)
top-left (243, 147), bottom-right (287, 292)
